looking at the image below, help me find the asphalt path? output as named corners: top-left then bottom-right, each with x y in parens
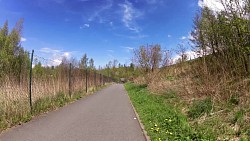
top-left (0, 84), bottom-right (145, 141)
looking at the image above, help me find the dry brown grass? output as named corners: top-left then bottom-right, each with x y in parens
top-left (137, 60), bottom-right (250, 140)
top-left (0, 70), bottom-right (104, 131)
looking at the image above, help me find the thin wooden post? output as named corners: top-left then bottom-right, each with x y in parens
top-left (85, 69), bottom-right (88, 93)
top-left (94, 71), bottom-right (97, 88)
top-left (69, 63), bottom-right (72, 98)
top-left (29, 50), bottom-right (34, 113)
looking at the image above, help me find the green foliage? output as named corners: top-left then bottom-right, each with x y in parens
top-left (33, 93), bottom-right (71, 115)
top-left (0, 19), bottom-right (29, 79)
top-left (125, 83), bottom-right (212, 141)
top-left (188, 97), bottom-right (212, 119)
top-left (99, 62), bottom-right (139, 82)
top-left (190, 1), bottom-right (250, 78)
top-left (231, 109), bottom-right (244, 125)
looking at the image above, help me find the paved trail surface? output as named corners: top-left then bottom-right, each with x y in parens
top-left (0, 84), bottom-right (145, 141)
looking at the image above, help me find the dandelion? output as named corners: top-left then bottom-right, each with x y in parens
top-left (156, 127), bottom-right (160, 132)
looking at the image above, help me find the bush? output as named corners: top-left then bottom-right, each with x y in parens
top-left (188, 97), bottom-right (212, 119)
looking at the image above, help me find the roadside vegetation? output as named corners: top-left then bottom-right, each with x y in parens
top-left (126, 0), bottom-right (250, 140)
top-left (125, 83), bottom-right (212, 141)
top-left (0, 20), bottom-right (112, 132)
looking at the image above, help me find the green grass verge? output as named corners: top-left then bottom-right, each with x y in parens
top-left (125, 83), bottom-right (212, 141)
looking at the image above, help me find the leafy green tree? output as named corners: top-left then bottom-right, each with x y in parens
top-left (89, 58), bottom-right (95, 70)
top-left (0, 19), bottom-right (29, 80)
top-left (80, 53), bottom-right (88, 69)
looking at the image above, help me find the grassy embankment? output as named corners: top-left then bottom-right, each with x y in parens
top-left (125, 80), bottom-right (250, 141)
top-left (125, 83), bottom-right (211, 141)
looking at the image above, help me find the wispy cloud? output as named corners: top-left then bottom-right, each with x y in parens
top-left (21, 37), bottom-right (27, 42)
top-left (122, 46), bottom-right (134, 53)
top-left (107, 49), bottom-right (114, 53)
top-left (108, 54), bottom-right (115, 60)
top-left (145, 0), bottom-right (164, 5)
top-left (114, 33), bottom-right (148, 40)
top-left (88, 0), bottom-right (113, 22)
top-left (167, 35), bottom-right (172, 38)
top-left (80, 23), bottom-right (90, 29)
top-left (120, 0), bottom-right (142, 32)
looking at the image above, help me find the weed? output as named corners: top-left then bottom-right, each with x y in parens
top-left (165, 75), bottom-right (175, 81)
top-left (229, 95), bottom-right (240, 105)
top-left (188, 97), bottom-right (212, 119)
top-left (232, 109), bottom-right (244, 124)
top-left (161, 90), bottom-right (177, 99)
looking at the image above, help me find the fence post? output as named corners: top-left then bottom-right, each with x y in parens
top-left (85, 69), bottom-right (88, 93)
top-left (102, 75), bottom-right (104, 86)
top-left (29, 50), bottom-right (34, 113)
top-left (69, 63), bottom-right (72, 98)
top-left (94, 71), bottom-right (97, 88)
top-left (99, 74), bottom-right (102, 86)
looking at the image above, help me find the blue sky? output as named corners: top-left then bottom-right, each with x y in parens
top-left (0, 0), bottom-right (200, 67)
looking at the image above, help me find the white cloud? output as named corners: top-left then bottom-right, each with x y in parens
top-left (122, 46), bottom-right (134, 53)
top-left (180, 36), bottom-right (187, 40)
top-left (21, 37), bottom-right (27, 42)
top-left (167, 35), bottom-right (172, 38)
top-left (198, 0), bottom-right (224, 11)
top-left (188, 32), bottom-right (195, 40)
top-left (114, 33), bottom-right (148, 39)
top-left (107, 50), bottom-right (114, 53)
top-left (172, 50), bottom-right (199, 63)
top-left (39, 47), bottom-right (60, 53)
top-left (185, 50), bottom-right (199, 59)
top-left (198, 0), bottom-right (246, 12)
top-left (62, 52), bottom-right (70, 58)
top-left (124, 47), bottom-right (134, 50)
top-left (120, 0), bottom-right (142, 32)
top-left (38, 47), bottom-right (73, 66)
top-left (80, 24), bottom-right (90, 29)
top-left (88, 0), bottom-right (113, 22)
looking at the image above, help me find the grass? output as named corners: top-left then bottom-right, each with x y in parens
top-left (188, 97), bottom-right (213, 119)
top-left (0, 91), bottom-right (82, 132)
top-left (0, 80), bottom-right (111, 133)
top-left (124, 83), bottom-right (212, 141)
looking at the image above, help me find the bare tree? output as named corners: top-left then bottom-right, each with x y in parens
top-left (133, 44), bottom-right (164, 73)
